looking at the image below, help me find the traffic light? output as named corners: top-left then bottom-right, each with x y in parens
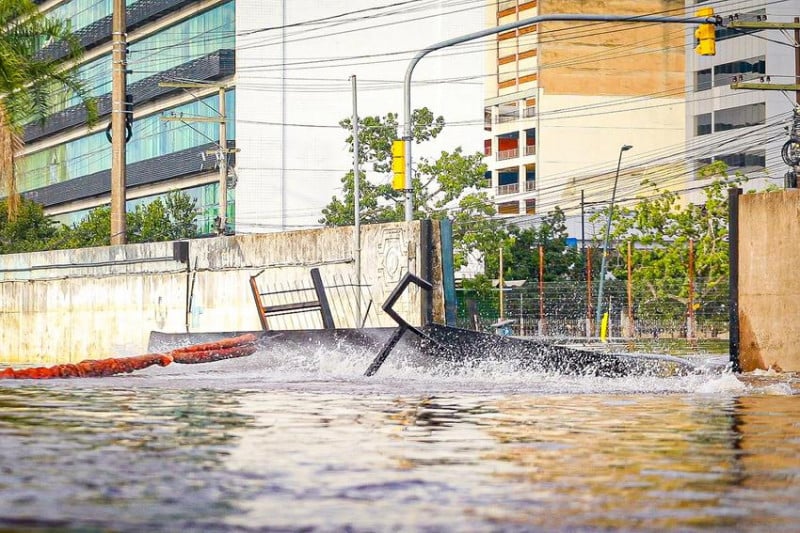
top-left (391, 139), bottom-right (405, 190)
top-left (694, 7), bottom-right (716, 56)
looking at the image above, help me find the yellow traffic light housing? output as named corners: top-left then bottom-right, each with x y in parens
top-left (391, 139), bottom-right (405, 190)
top-left (694, 7), bottom-right (716, 56)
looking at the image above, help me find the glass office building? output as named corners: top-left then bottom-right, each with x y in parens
top-left (21, 0), bottom-right (236, 235)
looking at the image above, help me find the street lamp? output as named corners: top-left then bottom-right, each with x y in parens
top-left (595, 144), bottom-right (633, 339)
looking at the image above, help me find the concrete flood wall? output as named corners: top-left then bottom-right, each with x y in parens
top-left (735, 190), bottom-right (800, 372)
top-left (0, 220), bottom-right (449, 365)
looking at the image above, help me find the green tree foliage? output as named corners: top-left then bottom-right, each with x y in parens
top-left (0, 0), bottom-right (97, 220)
top-left (50, 191), bottom-right (200, 250)
top-left (320, 108), bottom-right (503, 268)
top-left (0, 197), bottom-right (58, 253)
top-left (601, 161), bottom-right (742, 321)
top-left (507, 207), bottom-right (582, 282)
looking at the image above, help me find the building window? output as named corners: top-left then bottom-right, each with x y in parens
top-left (49, 181), bottom-right (233, 236)
top-left (716, 151), bottom-right (766, 170)
top-left (714, 56), bottom-right (765, 87)
top-left (497, 166), bottom-right (519, 195)
top-left (716, 10), bottom-right (766, 41)
top-left (48, 0), bottom-right (138, 35)
top-left (497, 102), bottom-right (518, 123)
top-left (525, 199), bottom-right (536, 214)
top-left (715, 103), bottom-right (765, 132)
top-left (694, 57), bottom-right (765, 91)
top-left (484, 107), bottom-right (492, 131)
top-left (498, 201), bottom-right (520, 215)
top-left (695, 69), bottom-right (711, 92)
top-left (694, 113), bottom-right (712, 136)
top-left (19, 91), bottom-right (236, 193)
top-left (523, 99), bottom-right (536, 118)
top-left (497, 132), bottom-right (519, 160)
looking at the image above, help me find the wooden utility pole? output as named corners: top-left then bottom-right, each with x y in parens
top-left (626, 241), bottom-right (633, 338)
top-left (499, 247), bottom-right (505, 320)
top-left (538, 244), bottom-right (545, 336)
top-left (110, 0), bottom-right (127, 244)
top-left (586, 247), bottom-right (593, 338)
top-left (688, 239), bottom-right (695, 341)
top-left (159, 83), bottom-right (236, 235)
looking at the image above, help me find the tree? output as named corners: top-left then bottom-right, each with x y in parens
top-left (320, 108), bottom-right (502, 268)
top-left (0, 0), bottom-right (97, 221)
top-left (602, 161), bottom-right (741, 322)
top-left (0, 197), bottom-right (58, 254)
top-left (53, 191), bottom-right (199, 249)
top-left (495, 207), bottom-right (582, 282)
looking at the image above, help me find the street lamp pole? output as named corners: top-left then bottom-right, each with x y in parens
top-left (595, 144), bottom-right (633, 338)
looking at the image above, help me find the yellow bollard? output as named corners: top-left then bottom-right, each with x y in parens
top-left (600, 312), bottom-right (609, 342)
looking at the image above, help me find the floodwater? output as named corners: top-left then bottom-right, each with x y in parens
top-left (0, 346), bottom-right (798, 532)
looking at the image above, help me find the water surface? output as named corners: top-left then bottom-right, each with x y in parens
top-left (0, 348), bottom-right (798, 532)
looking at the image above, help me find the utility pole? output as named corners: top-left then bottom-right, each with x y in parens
top-left (159, 83), bottom-right (236, 235)
top-left (727, 18), bottom-right (800, 96)
top-left (728, 17), bottom-right (800, 188)
top-left (110, 0), bottom-right (127, 244)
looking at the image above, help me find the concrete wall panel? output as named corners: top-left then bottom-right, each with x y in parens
top-left (738, 191), bottom-right (800, 371)
top-left (0, 221), bottom-right (443, 365)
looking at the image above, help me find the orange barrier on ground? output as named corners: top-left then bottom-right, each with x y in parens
top-left (0, 333), bottom-right (259, 380)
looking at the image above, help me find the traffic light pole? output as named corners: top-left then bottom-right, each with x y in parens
top-left (725, 18), bottom-right (800, 187)
top-left (401, 12), bottom-right (717, 221)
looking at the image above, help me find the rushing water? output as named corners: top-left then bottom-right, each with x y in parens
top-left (0, 347), bottom-right (798, 532)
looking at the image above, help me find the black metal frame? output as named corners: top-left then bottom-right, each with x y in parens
top-left (249, 267), bottom-right (336, 331)
top-left (365, 272), bottom-right (456, 376)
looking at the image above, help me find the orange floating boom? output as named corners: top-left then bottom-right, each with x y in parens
top-left (0, 333), bottom-right (260, 380)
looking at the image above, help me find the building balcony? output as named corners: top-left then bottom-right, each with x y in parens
top-left (525, 180), bottom-right (535, 192)
top-left (497, 148), bottom-right (519, 161)
top-left (524, 145), bottom-right (536, 156)
top-left (496, 183), bottom-right (519, 196)
top-left (496, 113), bottom-right (518, 124)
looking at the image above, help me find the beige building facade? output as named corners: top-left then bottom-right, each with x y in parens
top-left (483, 0), bottom-right (687, 227)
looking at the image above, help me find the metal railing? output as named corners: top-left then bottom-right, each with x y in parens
top-left (496, 182), bottom-right (520, 195)
top-left (497, 148), bottom-right (519, 160)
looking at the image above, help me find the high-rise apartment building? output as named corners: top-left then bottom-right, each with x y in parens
top-left (483, 0), bottom-right (687, 222)
top-left (13, 1), bottom-right (485, 235)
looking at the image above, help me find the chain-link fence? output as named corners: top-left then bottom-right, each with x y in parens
top-left (456, 278), bottom-right (729, 342)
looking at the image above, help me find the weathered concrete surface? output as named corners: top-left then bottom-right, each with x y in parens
top-left (738, 191), bottom-right (800, 372)
top-left (0, 221), bottom-right (446, 365)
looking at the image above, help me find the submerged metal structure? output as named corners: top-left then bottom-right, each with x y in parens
top-left (150, 270), bottom-right (707, 378)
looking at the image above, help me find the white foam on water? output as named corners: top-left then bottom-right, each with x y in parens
top-left (692, 372), bottom-right (749, 394)
top-left (120, 341), bottom-right (797, 397)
